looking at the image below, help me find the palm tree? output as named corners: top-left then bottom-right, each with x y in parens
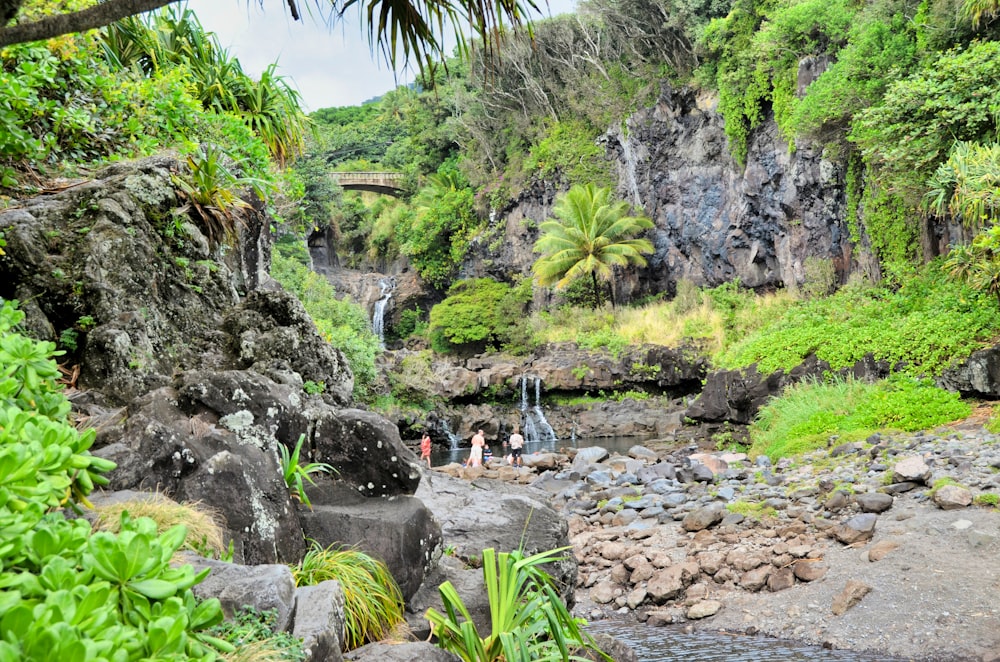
top-left (532, 183), bottom-right (655, 308)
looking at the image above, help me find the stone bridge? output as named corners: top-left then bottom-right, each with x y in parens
top-left (331, 172), bottom-right (406, 196)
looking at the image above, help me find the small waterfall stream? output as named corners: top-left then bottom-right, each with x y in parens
top-left (519, 376), bottom-right (557, 444)
top-left (371, 277), bottom-right (394, 346)
top-left (440, 418), bottom-right (461, 450)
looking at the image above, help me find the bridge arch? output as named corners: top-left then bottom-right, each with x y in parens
top-left (331, 171), bottom-right (406, 196)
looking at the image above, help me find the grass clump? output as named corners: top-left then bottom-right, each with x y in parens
top-left (726, 500), bottom-right (777, 521)
top-left (290, 542), bottom-right (404, 651)
top-left (749, 376), bottom-right (969, 460)
top-left (974, 493), bottom-right (999, 507)
top-left (91, 493), bottom-right (227, 559)
top-left (927, 477), bottom-right (967, 498)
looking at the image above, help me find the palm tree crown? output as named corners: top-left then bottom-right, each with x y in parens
top-left (532, 183), bottom-right (655, 307)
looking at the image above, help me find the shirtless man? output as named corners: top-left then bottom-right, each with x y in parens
top-left (469, 429), bottom-right (485, 467)
top-left (508, 426), bottom-right (524, 468)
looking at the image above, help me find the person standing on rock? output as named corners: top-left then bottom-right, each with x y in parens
top-left (420, 432), bottom-right (432, 469)
top-left (507, 426), bottom-right (524, 468)
top-left (469, 429), bottom-right (485, 467)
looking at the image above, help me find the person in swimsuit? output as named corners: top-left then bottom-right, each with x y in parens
top-left (420, 432), bottom-right (432, 468)
top-left (469, 429), bottom-right (485, 467)
top-left (508, 426), bottom-right (524, 468)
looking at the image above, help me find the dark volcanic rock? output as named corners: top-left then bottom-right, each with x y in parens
top-left (300, 481), bottom-right (441, 600)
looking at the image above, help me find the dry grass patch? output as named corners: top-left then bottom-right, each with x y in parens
top-left (92, 493), bottom-right (227, 558)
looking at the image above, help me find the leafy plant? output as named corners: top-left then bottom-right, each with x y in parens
top-left (210, 606), bottom-right (306, 661)
top-left (278, 434), bottom-right (334, 509)
top-left (0, 299), bottom-right (229, 659)
top-left (290, 542), bottom-right (404, 651)
top-left (428, 278), bottom-right (533, 353)
top-left (303, 380), bottom-right (326, 395)
top-left (974, 493), bottom-right (999, 507)
top-left (172, 144), bottom-right (263, 250)
top-left (425, 547), bottom-right (609, 662)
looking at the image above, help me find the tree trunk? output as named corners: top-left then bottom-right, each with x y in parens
top-left (1, 0), bottom-right (178, 48)
top-left (590, 271), bottom-right (602, 309)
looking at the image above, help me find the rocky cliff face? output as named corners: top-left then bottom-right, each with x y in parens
top-left (0, 157), bottom-right (423, 566)
top-left (463, 85), bottom-right (854, 305)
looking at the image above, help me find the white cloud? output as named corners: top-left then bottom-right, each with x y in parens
top-left (182, 0), bottom-right (576, 111)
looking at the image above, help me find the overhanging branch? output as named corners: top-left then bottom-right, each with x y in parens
top-left (0, 0), bottom-right (179, 48)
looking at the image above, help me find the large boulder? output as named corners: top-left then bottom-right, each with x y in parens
top-left (410, 473), bottom-right (577, 637)
top-left (97, 385), bottom-right (305, 565)
top-left (299, 481), bottom-right (442, 601)
top-left (185, 555), bottom-right (297, 631)
top-left (0, 157), bottom-right (299, 405)
top-left (223, 289), bottom-right (353, 404)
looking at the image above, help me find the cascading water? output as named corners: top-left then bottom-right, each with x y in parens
top-left (440, 418), bottom-right (461, 450)
top-left (518, 376), bottom-right (557, 444)
top-left (371, 277), bottom-right (394, 346)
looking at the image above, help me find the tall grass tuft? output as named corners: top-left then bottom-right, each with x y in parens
top-left (750, 376), bottom-right (970, 460)
top-left (290, 543), bottom-right (404, 651)
top-left (91, 493), bottom-right (227, 559)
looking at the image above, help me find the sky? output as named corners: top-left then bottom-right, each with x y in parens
top-left (183, 0), bottom-right (578, 112)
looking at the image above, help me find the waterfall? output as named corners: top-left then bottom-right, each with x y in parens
top-left (440, 418), bottom-right (461, 450)
top-left (371, 277), bottom-right (394, 346)
top-left (518, 376), bottom-right (557, 444)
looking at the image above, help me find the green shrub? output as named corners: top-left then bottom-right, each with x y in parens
top-left (717, 263), bottom-right (1000, 376)
top-left (291, 543), bottom-right (404, 651)
top-left (974, 492), bottom-right (999, 507)
top-left (429, 278), bottom-right (532, 353)
top-left (749, 376), bottom-right (970, 460)
top-left (0, 299), bottom-right (229, 659)
top-left (211, 607), bottom-right (306, 661)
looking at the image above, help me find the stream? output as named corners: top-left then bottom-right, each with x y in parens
top-left (586, 620), bottom-right (908, 661)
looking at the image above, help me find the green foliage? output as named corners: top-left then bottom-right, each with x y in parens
top-left (271, 253), bottom-right (381, 400)
top-left (291, 543), bottom-right (404, 651)
top-left (279, 434), bottom-right (335, 509)
top-left (975, 492), bottom-right (1000, 506)
top-left (210, 607), bottom-right (306, 661)
top-left (426, 547), bottom-right (608, 662)
top-left (397, 161), bottom-right (481, 289)
top-left (944, 225), bottom-right (1000, 307)
top-left (524, 119), bottom-right (613, 186)
top-left (429, 278), bottom-right (533, 353)
top-left (716, 263), bottom-right (1000, 375)
top-left (172, 145), bottom-right (265, 250)
top-left (851, 40), bottom-right (1000, 199)
top-left (0, 298), bottom-right (229, 659)
top-left (926, 140), bottom-right (1000, 227)
top-left (394, 306), bottom-right (428, 341)
top-left (533, 184), bottom-right (654, 307)
top-left (749, 376), bottom-right (970, 459)
top-left (302, 380), bottom-right (325, 396)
